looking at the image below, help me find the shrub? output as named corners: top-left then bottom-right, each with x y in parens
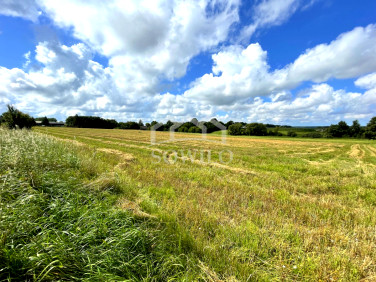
top-left (245, 123), bottom-right (268, 136)
top-left (118, 121), bottom-right (140, 130)
top-left (287, 131), bottom-right (297, 137)
top-left (228, 123), bottom-right (244, 135)
top-left (0, 105), bottom-right (35, 129)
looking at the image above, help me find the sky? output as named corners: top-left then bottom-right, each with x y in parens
top-left (0, 0), bottom-right (375, 125)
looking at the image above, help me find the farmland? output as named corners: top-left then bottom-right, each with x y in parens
top-left (3, 127), bottom-right (376, 280)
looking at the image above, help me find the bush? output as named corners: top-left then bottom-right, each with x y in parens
top-left (228, 123), bottom-right (244, 135)
top-left (0, 105), bottom-right (35, 129)
top-left (118, 121), bottom-right (140, 130)
top-left (287, 131), bottom-right (297, 137)
top-left (245, 123), bottom-right (268, 136)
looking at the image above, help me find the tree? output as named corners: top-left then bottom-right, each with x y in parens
top-left (0, 105), bottom-right (35, 129)
top-left (138, 119), bottom-right (144, 127)
top-left (326, 121), bottom-right (350, 138)
top-left (65, 115), bottom-right (118, 129)
top-left (245, 123), bottom-right (268, 136)
top-left (41, 116), bottom-right (50, 126)
top-left (225, 121), bottom-right (234, 129)
top-left (365, 117), bottom-right (376, 139)
top-left (164, 120), bottom-right (174, 131)
top-left (35, 117), bottom-right (57, 122)
top-left (228, 123), bottom-right (244, 135)
top-left (349, 120), bottom-right (363, 138)
top-left (118, 121), bottom-right (140, 130)
top-left (337, 121), bottom-right (350, 137)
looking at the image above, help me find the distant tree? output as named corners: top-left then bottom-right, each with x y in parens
top-left (65, 115), bottom-right (118, 129)
top-left (150, 121), bottom-right (158, 127)
top-left (326, 121), bottom-right (350, 138)
top-left (245, 123), bottom-right (268, 136)
top-left (287, 131), bottom-right (297, 137)
top-left (228, 123), bottom-right (244, 135)
top-left (41, 116), bottom-right (50, 126)
top-left (225, 121), bottom-right (234, 129)
top-left (265, 124), bottom-right (276, 128)
top-left (145, 122), bottom-right (151, 128)
top-left (365, 117), bottom-right (376, 139)
top-left (338, 121), bottom-right (350, 137)
top-left (349, 120), bottom-right (364, 138)
top-left (138, 119), bottom-right (144, 127)
top-left (118, 121), bottom-right (140, 130)
top-left (0, 105), bottom-right (35, 129)
top-left (164, 120), bottom-right (174, 131)
top-left (267, 126), bottom-right (283, 136)
top-left (150, 121), bottom-right (164, 131)
top-left (35, 117), bottom-right (57, 122)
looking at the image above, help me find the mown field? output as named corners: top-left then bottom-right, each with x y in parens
top-left (4, 127), bottom-right (376, 280)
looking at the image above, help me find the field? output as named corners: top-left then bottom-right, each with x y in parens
top-left (3, 127), bottom-right (376, 280)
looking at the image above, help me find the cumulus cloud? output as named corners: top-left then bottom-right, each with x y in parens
top-left (239, 0), bottom-right (310, 41)
top-left (0, 0), bottom-right (40, 22)
top-left (37, 0), bottom-right (240, 81)
top-left (1, 39), bottom-right (375, 124)
top-left (0, 42), bottom-right (117, 116)
top-left (185, 24), bottom-right (376, 106)
top-left (0, 0), bottom-right (375, 125)
top-left (355, 72), bottom-right (376, 90)
top-left (245, 83), bottom-right (376, 124)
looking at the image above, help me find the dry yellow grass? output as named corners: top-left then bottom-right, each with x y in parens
top-left (35, 127), bottom-right (376, 281)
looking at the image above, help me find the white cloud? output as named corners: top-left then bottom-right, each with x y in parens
top-left (0, 42), bottom-right (117, 116)
top-left (185, 24), bottom-right (376, 106)
top-left (1, 40), bottom-right (375, 125)
top-left (38, 0), bottom-right (240, 82)
top-left (0, 1), bottom-right (375, 125)
top-left (355, 72), bottom-right (376, 90)
top-left (239, 0), bottom-right (309, 41)
top-left (0, 0), bottom-right (40, 22)
top-left (245, 83), bottom-right (376, 124)
top-left (284, 24), bottom-right (376, 84)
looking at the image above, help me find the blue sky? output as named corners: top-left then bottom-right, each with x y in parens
top-left (0, 0), bottom-right (375, 125)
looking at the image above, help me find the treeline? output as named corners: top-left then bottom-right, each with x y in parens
top-left (227, 118), bottom-right (376, 139)
top-left (228, 122), bottom-right (300, 137)
top-left (64, 116), bottom-right (227, 133)
top-left (1, 105), bottom-right (375, 139)
top-left (66, 115), bottom-right (118, 129)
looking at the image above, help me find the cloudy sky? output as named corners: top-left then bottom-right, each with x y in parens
top-left (0, 0), bottom-right (375, 125)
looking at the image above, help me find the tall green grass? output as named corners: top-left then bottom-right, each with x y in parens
top-left (0, 129), bottom-right (205, 281)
